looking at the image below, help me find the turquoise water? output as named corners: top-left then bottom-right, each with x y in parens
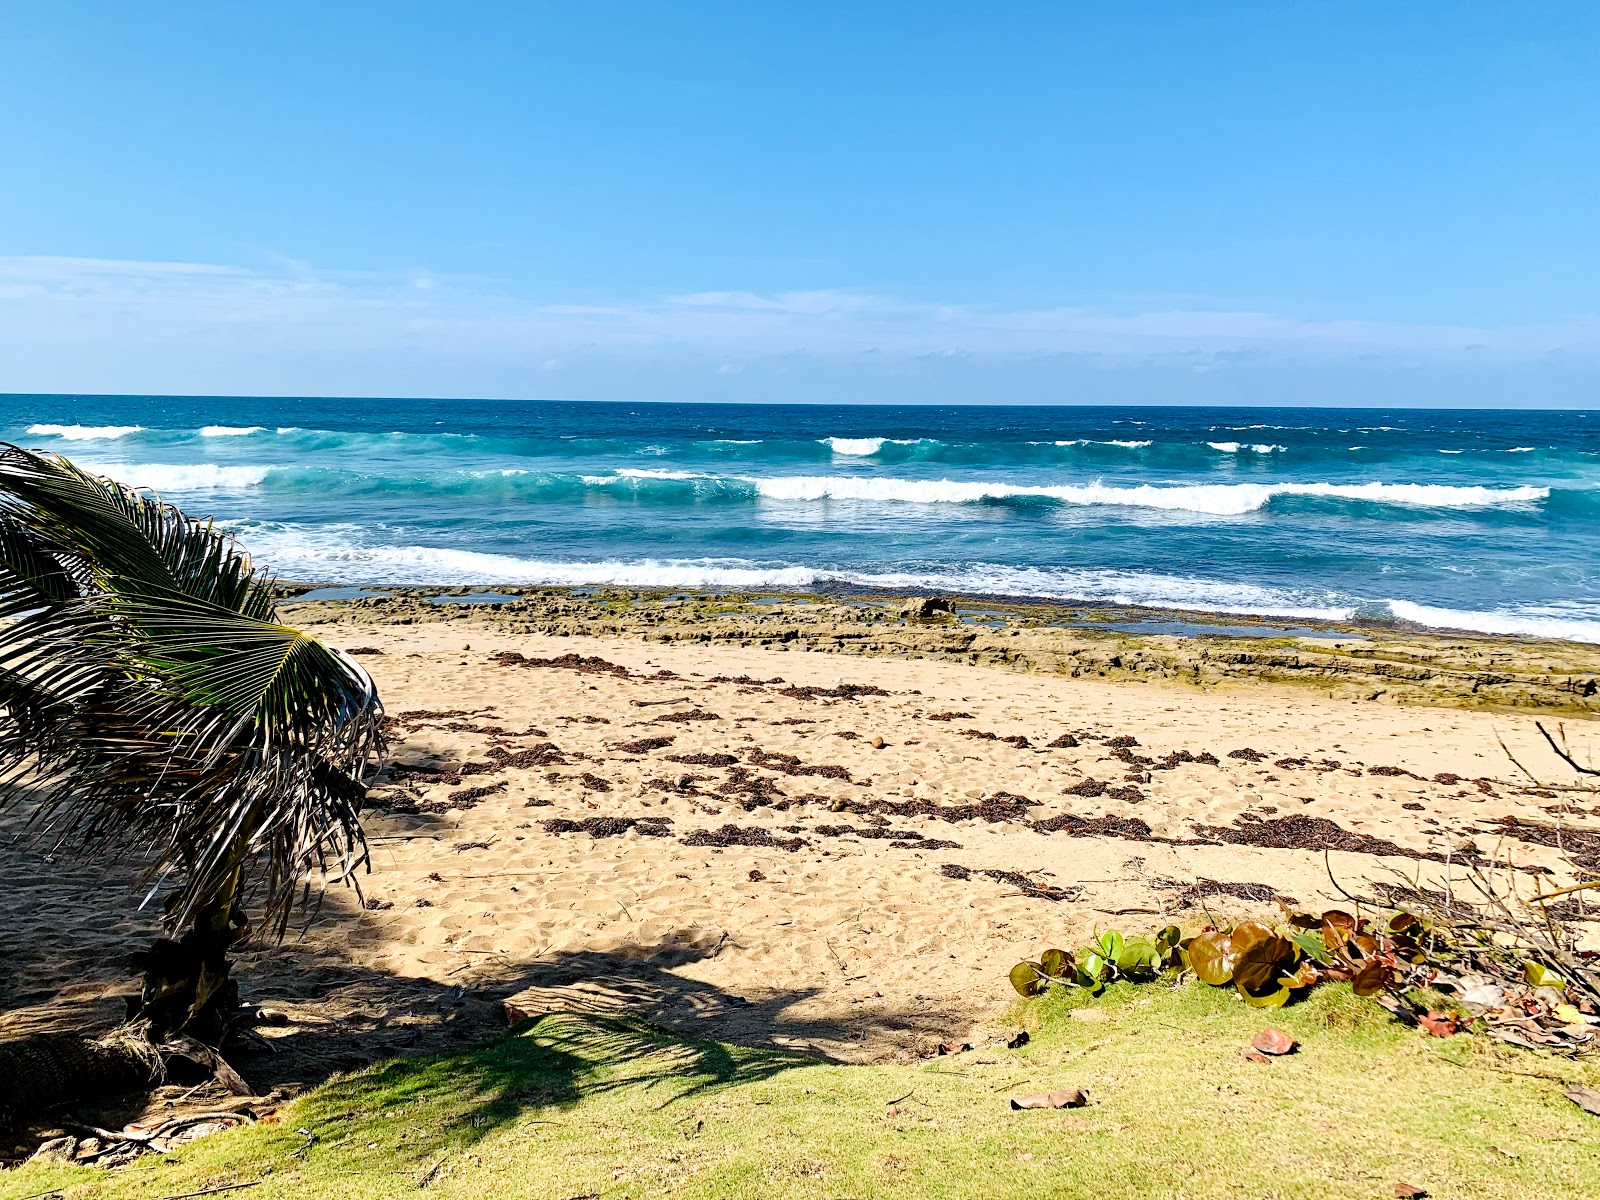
top-left (3, 395), bottom-right (1597, 641)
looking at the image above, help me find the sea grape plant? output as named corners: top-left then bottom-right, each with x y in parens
top-left (1013, 908), bottom-right (1438, 1009)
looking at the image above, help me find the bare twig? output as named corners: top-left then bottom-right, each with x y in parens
top-left (1538, 721), bottom-right (1600, 777)
top-left (155, 1185), bottom-right (260, 1200)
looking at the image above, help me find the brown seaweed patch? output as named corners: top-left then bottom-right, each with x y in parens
top-left (1193, 813), bottom-right (1442, 861)
top-left (612, 735), bottom-right (676, 753)
top-left (681, 824), bottom-right (809, 851)
top-left (779, 683), bottom-right (890, 701)
top-left (543, 816), bottom-right (674, 838)
top-left (491, 651), bottom-right (631, 677)
top-left (656, 708), bottom-right (722, 723)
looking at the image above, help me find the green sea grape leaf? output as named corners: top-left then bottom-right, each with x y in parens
top-left (1290, 930), bottom-right (1333, 965)
top-left (1009, 961), bottom-right (1046, 997)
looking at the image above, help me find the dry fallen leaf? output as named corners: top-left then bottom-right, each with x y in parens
top-left (1011, 1089), bottom-right (1088, 1110)
top-left (1565, 1086), bottom-right (1600, 1116)
top-left (1417, 1011), bottom-right (1459, 1038)
top-left (1242, 1049), bottom-right (1271, 1065)
top-left (1250, 1027), bottom-right (1298, 1056)
top-left (1393, 1184), bottom-right (1428, 1199)
top-left (936, 1042), bottom-right (972, 1056)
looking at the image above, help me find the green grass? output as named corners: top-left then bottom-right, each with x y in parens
top-left (7, 982), bottom-right (1599, 1200)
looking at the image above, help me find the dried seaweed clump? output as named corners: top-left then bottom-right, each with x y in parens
top-left (613, 735), bottom-right (675, 754)
top-left (541, 816), bottom-right (674, 838)
top-left (779, 683), bottom-right (890, 701)
top-left (1193, 813), bottom-right (1445, 862)
top-left (491, 651), bottom-right (631, 677)
top-left (681, 824), bottom-right (809, 851)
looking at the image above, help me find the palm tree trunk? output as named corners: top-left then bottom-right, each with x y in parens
top-left (0, 1032), bottom-right (164, 1129)
top-left (129, 868), bottom-right (247, 1045)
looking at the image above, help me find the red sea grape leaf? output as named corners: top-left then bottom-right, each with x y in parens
top-left (1250, 1027), bottom-right (1298, 1056)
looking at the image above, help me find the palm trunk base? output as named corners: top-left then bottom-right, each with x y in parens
top-left (127, 926), bottom-right (241, 1046)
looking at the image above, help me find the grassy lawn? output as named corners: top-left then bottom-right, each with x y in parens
top-left (6, 982), bottom-right (1599, 1200)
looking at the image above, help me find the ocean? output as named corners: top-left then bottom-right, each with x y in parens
top-left (3, 394), bottom-right (1597, 642)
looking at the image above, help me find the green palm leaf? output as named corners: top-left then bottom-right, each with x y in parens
top-left (0, 443), bottom-right (383, 945)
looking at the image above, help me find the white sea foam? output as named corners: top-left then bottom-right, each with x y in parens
top-left (1054, 439), bottom-right (1153, 448)
top-left (26, 423), bottom-right (144, 440)
top-left (1502, 447), bottom-right (1536, 453)
top-left (199, 425), bottom-right (267, 437)
top-left (244, 530), bottom-right (821, 588)
top-left (234, 522), bottom-right (1600, 643)
top-left (1384, 600), bottom-right (1600, 644)
top-left (820, 437), bottom-right (886, 455)
top-left (86, 462), bottom-right (274, 490)
top-left (818, 436), bottom-right (926, 455)
top-left (1208, 441), bottom-right (1284, 453)
top-left (744, 475), bottom-right (1548, 514)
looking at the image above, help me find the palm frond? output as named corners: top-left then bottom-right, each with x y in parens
top-left (0, 443), bottom-right (382, 936)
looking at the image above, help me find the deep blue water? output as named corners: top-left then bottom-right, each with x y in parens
top-left (4, 395), bottom-right (1598, 642)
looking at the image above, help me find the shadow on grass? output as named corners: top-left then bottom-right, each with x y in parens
top-left (297, 1007), bottom-right (813, 1153)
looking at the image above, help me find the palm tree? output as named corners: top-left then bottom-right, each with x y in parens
top-left (0, 444), bottom-right (382, 1078)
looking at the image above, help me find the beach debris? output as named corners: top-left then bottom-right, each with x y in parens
top-left (871, 735), bottom-right (885, 749)
top-left (667, 751), bottom-right (739, 766)
top-left (1032, 812), bottom-right (1180, 843)
top-left (1172, 878), bottom-right (1297, 908)
top-left (27, 1111), bottom-right (259, 1168)
top-left (962, 728), bottom-right (1032, 748)
top-left (1010, 1088), bottom-right (1087, 1110)
top-left (1192, 813), bottom-right (1454, 862)
top-left (612, 735), bottom-right (675, 753)
top-left (927, 711), bottom-right (974, 721)
top-left (681, 823), bottom-right (809, 851)
top-left (1564, 1086), bottom-right (1600, 1116)
top-left (1228, 748), bottom-right (1268, 762)
top-left (346, 646), bottom-right (384, 655)
top-left (1416, 1011), bottom-right (1459, 1037)
top-left (746, 747), bottom-right (853, 779)
top-left (491, 650), bottom-right (631, 677)
top-left (778, 682), bottom-right (890, 701)
top-left (1046, 732), bottom-right (1080, 747)
top-left (748, 869), bottom-right (766, 881)
top-left (655, 707), bottom-right (721, 723)
top-left (1250, 1028), bottom-right (1298, 1056)
top-left (541, 816), bottom-right (674, 838)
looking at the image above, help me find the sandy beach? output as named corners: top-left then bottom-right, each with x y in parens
top-left (6, 590), bottom-right (1599, 1099)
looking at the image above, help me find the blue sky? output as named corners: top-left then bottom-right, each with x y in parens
top-left (1, 2), bottom-right (1597, 405)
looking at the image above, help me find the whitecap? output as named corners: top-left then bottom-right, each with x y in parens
top-left (745, 475), bottom-right (1548, 514)
top-left (820, 437), bottom-right (886, 455)
top-left (199, 425), bottom-right (267, 437)
top-left (26, 423), bottom-right (143, 440)
top-left (85, 462), bottom-right (273, 490)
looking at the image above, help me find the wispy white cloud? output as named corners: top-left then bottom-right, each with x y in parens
top-left (0, 254), bottom-right (1595, 403)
